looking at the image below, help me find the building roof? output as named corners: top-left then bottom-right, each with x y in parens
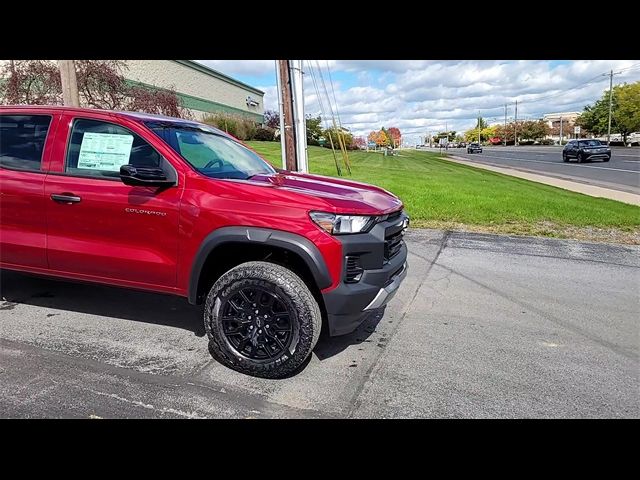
top-left (0, 105), bottom-right (226, 133)
top-left (543, 111), bottom-right (581, 118)
top-left (175, 60), bottom-right (265, 96)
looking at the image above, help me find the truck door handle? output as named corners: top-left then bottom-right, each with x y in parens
top-left (50, 194), bottom-right (82, 204)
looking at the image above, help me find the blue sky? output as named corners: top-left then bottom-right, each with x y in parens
top-left (197, 60), bottom-right (640, 144)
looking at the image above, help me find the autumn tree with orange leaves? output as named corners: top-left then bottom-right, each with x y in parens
top-left (368, 129), bottom-right (388, 147)
top-left (368, 127), bottom-right (401, 148)
top-left (386, 127), bottom-right (402, 147)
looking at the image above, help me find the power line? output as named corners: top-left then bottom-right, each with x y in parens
top-left (306, 61), bottom-right (342, 176)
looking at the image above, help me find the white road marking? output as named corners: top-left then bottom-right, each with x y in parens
top-left (465, 153), bottom-right (640, 174)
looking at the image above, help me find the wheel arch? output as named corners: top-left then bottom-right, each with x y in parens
top-left (188, 227), bottom-right (332, 305)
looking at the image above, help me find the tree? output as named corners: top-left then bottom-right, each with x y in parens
top-left (613, 82), bottom-right (640, 142)
top-left (387, 127), bottom-right (402, 148)
top-left (368, 129), bottom-right (388, 147)
top-left (305, 115), bottom-right (323, 146)
top-left (519, 120), bottom-right (550, 141)
top-left (381, 127), bottom-right (393, 147)
top-left (324, 127), bottom-right (355, 150)
top-left (264, 109), bottom-right (280, 129)
top-left (577, 81), bottom-right (640, 143)
top-left (434, 131), bottom-right (456, 142)
top-left (75, 60), bottom-right (129, 110)
top-left (1, 59), bottom-right (187, 118)
top-left (494, 124), bottom-right (515, 144)
top-left (128, 85), bottom-right (187, 118)
top-left (353, 136), bottom-right (366, 149)
top-left (0, 60), bottom-right (61, 105)
top-left (549, 120), bottom-right (574, 138)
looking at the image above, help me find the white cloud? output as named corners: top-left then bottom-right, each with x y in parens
top-left (204, 60), bottom-right (640, 142)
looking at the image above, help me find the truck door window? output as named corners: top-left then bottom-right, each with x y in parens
top-left (66, 118), bottom-right (163, 180)
top-left (0, 115), bottom-right (52, 171)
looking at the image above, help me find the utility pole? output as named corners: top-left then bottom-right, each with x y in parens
top-left (58, 60), bottom-right (80, 107)
top-left (559, 116), bottom-right (563, 145)
top-left (276, 60), bottom-right (297, 171)
top-left (290, 60), bottom-right (307, 173)
top-left (445, 121), bottom-right (448, 150)
top-left (504, 104), bottom-right (507, 146)
top-left (606, 69), bottom-right (617, 146)
top-left (478, 110), bottom-right (481, 144)
top-left (514, 99), bottom-right (518, 146)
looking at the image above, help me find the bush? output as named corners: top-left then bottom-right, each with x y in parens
top-left (254, 127), bottom-right (275, 141)
top-left (201, 112), bottom-right (259, 141)
top-left (519, 140), bottom-right (535, 145)
top-left (539, 138), bottom-right (555, 145)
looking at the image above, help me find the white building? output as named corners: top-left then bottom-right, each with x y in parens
top-left (543, 111), bottom-right (580, 127)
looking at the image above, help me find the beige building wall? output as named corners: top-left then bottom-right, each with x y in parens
top-left (123, 60), bottom-right (264, 121)
top-left (0, 60), bottom-right (265, 122)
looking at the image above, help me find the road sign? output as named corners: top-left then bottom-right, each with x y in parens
top-left (574, 126), bottom-right (581, 135)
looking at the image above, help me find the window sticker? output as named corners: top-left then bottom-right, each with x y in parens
top-left (77, 132), bottom-right (134, 171)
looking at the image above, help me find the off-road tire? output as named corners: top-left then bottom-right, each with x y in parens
top-left (204, 261), bottom-right (321, 378)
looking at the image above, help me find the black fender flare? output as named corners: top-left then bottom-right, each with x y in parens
top-left (188, 226), bottom-right (332, 304)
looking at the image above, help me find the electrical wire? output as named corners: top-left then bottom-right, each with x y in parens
top-left (306, 61), bottom-right (342, 176)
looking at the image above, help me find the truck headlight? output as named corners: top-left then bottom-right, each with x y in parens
top-left (309, 212), bottom-right (377, 235)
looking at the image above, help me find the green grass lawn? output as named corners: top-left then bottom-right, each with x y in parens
top-left (247, 141), bottom-right (640, 243)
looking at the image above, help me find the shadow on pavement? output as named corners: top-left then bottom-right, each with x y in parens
top-left (313, 306), bottom-right (387, 361)
top-left (1, 269), bottom-right (389, 363)
top-left (0, 270), bottom-right (205, 337)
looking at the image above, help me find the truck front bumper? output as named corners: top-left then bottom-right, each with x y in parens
top-left (321, 212), bottom-right (409, 336)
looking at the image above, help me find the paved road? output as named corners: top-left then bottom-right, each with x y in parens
top-left (439, 146), bottom-right (640, 194)
top-left (1, 230), bottom-right (638, 418)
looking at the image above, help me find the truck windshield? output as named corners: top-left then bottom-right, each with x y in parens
top-left (146, 123), bottom-right (275, 180)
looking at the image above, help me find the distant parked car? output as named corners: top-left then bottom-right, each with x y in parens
top-left (562, 139), bottom-right (611, 163)
top-left (467, 142), bottom-right (482, 154)
top-left (458, 142), bottom-right (466, 148)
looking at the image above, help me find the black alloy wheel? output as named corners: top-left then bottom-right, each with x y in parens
top-left (220, 286), bottom-right (293, 361)
top-left (204, 261), bottom-right (321, 378)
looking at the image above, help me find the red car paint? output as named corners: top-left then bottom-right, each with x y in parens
top-left (0, 106), bottom-right (403, 298)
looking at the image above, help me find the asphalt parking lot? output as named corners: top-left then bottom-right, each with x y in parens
top-left (442, 146), bottom-right (640, 194)
top-left (1, 229), bottom-right (638, 418)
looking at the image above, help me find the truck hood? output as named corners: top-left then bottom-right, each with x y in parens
top-left (246, 171), bottom-right (403, 215)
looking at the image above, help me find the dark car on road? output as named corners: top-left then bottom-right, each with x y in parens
top-left (467, 142), bottom-right (482, 154)
top-left (563, 139), bottom-right (611, 163)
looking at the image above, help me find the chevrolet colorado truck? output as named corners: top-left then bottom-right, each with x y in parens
top-left (0, 106), bottom-right (409, 378)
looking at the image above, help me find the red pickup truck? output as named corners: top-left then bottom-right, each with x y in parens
top-left (0, 106), bottom-right (409, 378)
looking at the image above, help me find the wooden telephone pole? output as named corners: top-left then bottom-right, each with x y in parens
top-left (58, 60), bottom-right (80, 107)
top-left (276, 60), bottom-right (307, 172)
top-left (276, 60), bottom-right (297, 171)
